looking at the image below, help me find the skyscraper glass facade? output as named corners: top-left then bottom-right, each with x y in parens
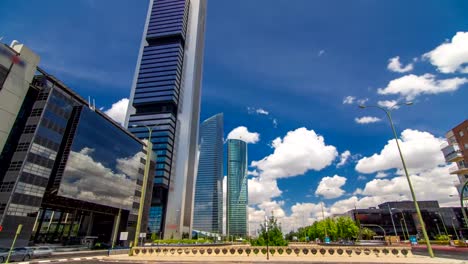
top-left (227, 139), bottom-right (248, 238)
top-left (193, 114), bottom-right (223, 234)
top-left (126, 0), bottom-right (206, 238)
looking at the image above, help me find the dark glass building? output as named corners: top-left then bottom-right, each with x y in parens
top-left (193, 114), bottom-right (223, 234)
top-left (347, 201), bottom-right (467, 240)
top-left (226, 139), bottom-right (248, 238)
top-left (125, 0), bottom-right (207, 238)
top-left (0, 68), bottom-right (153, 247)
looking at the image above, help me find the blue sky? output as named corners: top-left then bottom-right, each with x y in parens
top-left (1, 0), bottom-right (467, 231)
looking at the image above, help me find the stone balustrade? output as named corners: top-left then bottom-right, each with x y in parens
top-left (131, 245), bottom-right (413, 258)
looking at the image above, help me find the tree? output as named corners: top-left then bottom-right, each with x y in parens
top-left (336, 216), bottom-right (359, 240)
top-left (251, 215), bottom-right (288, 246)
top-left (361, 227), bottom-right (377, 240)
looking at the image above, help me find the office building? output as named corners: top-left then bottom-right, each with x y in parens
top-left (226, 139), bottom-right (248, 238)
top-left (0, 44), bottom-right (153, 246)
top-left (0, 41), bottom-right (40, 155)
top-left (193, 113), bottom-right (223, 235)
top-left (347, 201), bottom-right (467, 239)
top-left (441, 120), bottom-right (468, 195)
top-left (125, 0), bottom-right (207, 239)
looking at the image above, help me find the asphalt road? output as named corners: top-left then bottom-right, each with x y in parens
top-left (412, 247), bottom-right (468, 261)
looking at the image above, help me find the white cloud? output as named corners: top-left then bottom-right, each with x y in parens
top-left (272, 118), bottom-right (278, 128)
top-left (227, 126), bottom-right (260, 144)
top-left (377, 74), bottom-right (468, 100)
top-left (356, 129), bottom-right (445, 174)
top-left (387, 56), bottom-right (414, 73)
top-left (343, 96), bottom-right (356, 104)
top-left (251, 127), bottom-right (338, 181)
top-left (357, 175), bottom-right (367, 181)
top-left (336, 150), bottom-right (351, 167)
top-left (247, 107), bottom-right (269, 115)
top-left (315, 175), bottom-right (347, 199)
top-left (318, 50), bottom-right (325, 56)
top-left (248, 170), bottom-right (259, 177)
top-left (104, 98), bottom-right (129, 126)
top-left (357, 98), bottom-right (369, 105)
top-left (377, 100), bottom-right (399, 109)
top-left (256, 108), bottom-right (269, 115)
top-left (248, 177), bottom-right (282, 205)
top-left (375, 171), bottom-right (389, 178)
top-left (423, 32), bottom-right (468, 73)
top-left (355, 116), bottom-right (381, 124)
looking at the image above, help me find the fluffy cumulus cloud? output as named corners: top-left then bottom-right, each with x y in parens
top-left (251, 127), bottom-right (338, 180)
top-left (342, 96), bottom-right (356, 104)
top-left (387, 56), bottom-right (414, 73)
top-left (423, 32), bottom-right (468, 74)
top-left (315, 175), bottom-right (347, 199)
top-left (375, 171), bottom-right (389, 178)
top-left (356, 129), bottom-right (445, 174)
top-left (377, 100), bottom-right (399, 109)
top-left (355, 116), bottom-right (381, 124)
top-left (104, 98), bottom-right (129, 126)
top-left (227, 126), bottom-right (260, 144)
top-left (336, 150), bottom-right (351, 167)
top-left (377, 74), bottom-right (468, 100)
top-left (248, 177), bottom-right (282, 205)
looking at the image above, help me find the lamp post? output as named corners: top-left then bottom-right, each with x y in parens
top-left (387, 204), bottom-right (398, 237)
top-left (451, 217), bottom-right (460, 241)
top-left (434, 219), bottom-right (441, 236)
top-left (399, 219), bottom-right (407, 241)
top-left (435, 212), bottom-right (449, 236)
top-left (131, 124), bottom-right (157, 247)
top-left (392, 208), bottom-right (410, 239)
top-left (359, 102), bottom-right (434, 258)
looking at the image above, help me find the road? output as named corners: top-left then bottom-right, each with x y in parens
top-left (412, 247), bottom-right (468, 261)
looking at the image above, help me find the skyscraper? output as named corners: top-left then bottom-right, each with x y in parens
top-left (193, 113), bottom-right (223, 235)
top-left (125, 0), bottom-right (207, 239)
top-left (226, 139), bottom-right (248, 238)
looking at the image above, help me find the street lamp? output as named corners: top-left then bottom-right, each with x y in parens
top-left (131, 124), bottom-right (157, 247)
top-left (387, 204), bottom-right (398, 237)
top-left (391, 208), bottom-right (410, 240)
top-left (435, 212), bottom-right (449, 236)
top-left (433, 219), bottom-right (441, 236)
top-left (359, 102), bottom-right (434, 258)
top-left (451, 217), bottom-right (460, 241)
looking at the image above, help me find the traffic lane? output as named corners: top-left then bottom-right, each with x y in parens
top-left (412, 247), bottom-right (468, 260)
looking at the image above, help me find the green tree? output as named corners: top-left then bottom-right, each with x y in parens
top-left (361, 227), bottom-right (377, 239)
top-left (336, 216), bottom-right (359, 239)
top-left (251, 215), bottom-right (288, 246)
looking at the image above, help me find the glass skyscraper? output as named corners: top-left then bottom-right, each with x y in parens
top-left (226, 139), bottom-right (248, 238)
top-left (125, 0), bottom-right (207, 239)
top-left (193, 113), bottom-right (223, 234)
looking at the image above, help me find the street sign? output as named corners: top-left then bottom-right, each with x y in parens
top-left (409, 235), bottom-right (418, 245)
top-left (324, 236), bottom-right (330, 244)
top-left (139, 232), bottom-right (146, 238)
top-left (119, 232), bottom-right (128, 241)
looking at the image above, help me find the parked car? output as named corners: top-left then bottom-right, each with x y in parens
top-left (0, 247), bottom-right (33, 262)
top-left (30, 246), bottom-right (53, 258)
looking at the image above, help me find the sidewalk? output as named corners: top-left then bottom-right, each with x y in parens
top-left (106, 254), bottom-right (468, 263)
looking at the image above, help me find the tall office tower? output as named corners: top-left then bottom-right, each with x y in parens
top-left (125, 0), bottom-right (207, 239)
top-left (193, 113), bottom-right (223, 235)
top-left (441, 120), bottom-right (468, 196)
top-left (0, 41), bottom-right (40, 155)
top-left (226, 139), bottom-right (248, 238)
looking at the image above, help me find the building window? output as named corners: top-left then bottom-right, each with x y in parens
top-left (30, 143), bottom-right (57, 160)
top-left (0, 182), bottom-right (15, 192)
top-left (23, 162), bottom-right (51, 178)
top-left (15, 182), bottom-right (45, 197)
top-left (23, 125), bottom-right (37, 134)
top-left (7, 203), bottom-right (38, 217)
top-left (465, 144), bottom-right (468, 150)
top-left (460, 131), bottom-right (465, 137)
top-left (7, 161), bottom-right (23, 171)
top-left (16, 142), bottom-right (30, 152)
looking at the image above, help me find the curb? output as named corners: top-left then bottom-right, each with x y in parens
top-left (18, 256), bottom-right (104, 264)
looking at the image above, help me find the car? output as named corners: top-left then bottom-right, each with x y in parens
top-left (0, 247), bottom-right (33, 262)
top-left (30, 246), bottom-right (53, 258)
